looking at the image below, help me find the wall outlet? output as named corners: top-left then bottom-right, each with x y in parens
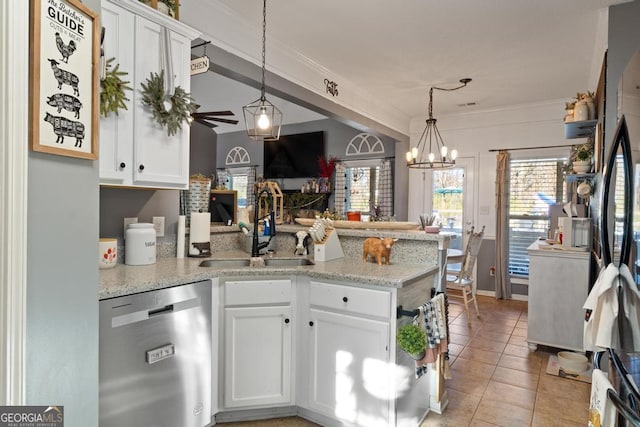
top-left (123, 217), bottom-right (138, 238)
top-left (152, 216), bottom-right (165, 237)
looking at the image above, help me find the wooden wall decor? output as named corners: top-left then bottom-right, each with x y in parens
top-left (29, 0), bottom-right (99, 160)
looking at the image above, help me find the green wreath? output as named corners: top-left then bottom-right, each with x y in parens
top-left (100, 58), bottom-right (132, 117)
top-left (140, 70), bottom-right (197, 136)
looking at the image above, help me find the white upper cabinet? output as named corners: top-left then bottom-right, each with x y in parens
top-left (100, 0), bottom-right (200, 189)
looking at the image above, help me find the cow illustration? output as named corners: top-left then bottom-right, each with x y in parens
top-left (43, 112), bottom-right (85, 147)
top-left (46, 93), bottom-right (82, 119)
top-left (48, 59), bottom-right (79, 96)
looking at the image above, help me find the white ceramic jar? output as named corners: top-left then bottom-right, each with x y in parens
top-left (125, 223), bottom-right (156, 265)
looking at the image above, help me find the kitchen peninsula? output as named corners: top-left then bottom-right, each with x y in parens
top-left (99, 227), bottom-right (449, 427)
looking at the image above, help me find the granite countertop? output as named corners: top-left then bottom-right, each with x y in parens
top-left (99, 250), bottom-right (439, 300)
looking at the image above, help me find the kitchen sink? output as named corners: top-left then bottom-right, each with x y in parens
top-left (198, 257), bottom-right (314, 268)
top-left (199, 259), bottom-right (251, 268)
top-left (263, 257), bottom-right (315, 267)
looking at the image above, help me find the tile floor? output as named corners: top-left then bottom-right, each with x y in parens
top-left (421, 295), bottom-right (589, 427)
top-left (217, 295), bottom-right (590, 427)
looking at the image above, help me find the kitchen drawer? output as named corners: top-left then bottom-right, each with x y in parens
top-left (224, 279), bottom-right (291, 306)
top-left (309, 281), bottom-right (391, 318)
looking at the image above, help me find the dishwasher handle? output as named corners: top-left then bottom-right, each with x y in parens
top-left (148, 304), bottom-right (174, 317)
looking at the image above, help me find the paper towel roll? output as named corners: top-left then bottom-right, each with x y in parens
top-left (176, 215), bottom-right (186, 258)
top-left (189, 212), bottom-right (211, 244)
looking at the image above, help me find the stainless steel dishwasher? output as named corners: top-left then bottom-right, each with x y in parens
top-left (99, 280), bottom-right (211, 427)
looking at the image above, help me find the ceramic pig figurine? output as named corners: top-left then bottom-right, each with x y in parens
top-left (363, 237), bottom-right (398, 266)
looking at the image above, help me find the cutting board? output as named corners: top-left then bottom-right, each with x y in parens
top-left (294, 218), bottom-right (419, 230)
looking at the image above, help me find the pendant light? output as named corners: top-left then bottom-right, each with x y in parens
top-left (243, 0), bottom-right (282, 141)
top-left (406, 78), bottom-right (471, 169)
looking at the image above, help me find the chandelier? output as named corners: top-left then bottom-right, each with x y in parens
top-left (406, 78), bottom-right (471, 169)
top-left (243, 0), bottom-right (282, 141)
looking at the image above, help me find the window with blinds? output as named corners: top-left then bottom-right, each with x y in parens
top-left (509, 158), bottom-right (565, 277)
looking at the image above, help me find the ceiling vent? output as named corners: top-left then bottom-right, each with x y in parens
top-left (457, 102), bottom-right (477, 107)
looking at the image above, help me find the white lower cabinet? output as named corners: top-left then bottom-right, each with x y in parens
top-left (306, 281), bottom-right (392, 427)
top-left (222, 279), bottom-right (292, 409)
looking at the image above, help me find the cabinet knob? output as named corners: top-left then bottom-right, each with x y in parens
top-left (138, 164), bottom-right (145, 171)
top-left (309, 321), bottom-right (314, 327)
top-left (284, 318), bottom-right (290, 324)
top-left (119, 162), bottom-right (126, 169)
top-left (342, 296), bottom-right (348, 303)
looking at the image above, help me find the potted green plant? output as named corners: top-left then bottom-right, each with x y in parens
top-left (397, 323), bottom-right (426, 360)
top-left (572, 138), bottom-right (594, 173)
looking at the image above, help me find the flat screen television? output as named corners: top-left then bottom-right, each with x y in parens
top-left (263, 131), bottom-right (325, 178)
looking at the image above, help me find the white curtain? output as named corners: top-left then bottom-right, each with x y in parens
top-left (495, 151), bottom-right (512, 299)
top-left (334, 162), bottom-right (347, 216)
top-left (378, 159), bottom-right (393, 217)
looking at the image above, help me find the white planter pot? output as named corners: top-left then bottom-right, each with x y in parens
top-left (572, 160), bottom-right (592, 174)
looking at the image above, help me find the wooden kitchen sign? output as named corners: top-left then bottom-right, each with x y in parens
top-left (29, 0), bottom-right (99, 160)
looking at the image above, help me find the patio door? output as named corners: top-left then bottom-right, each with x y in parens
top-left (423, 157), bottom-right (475, 250)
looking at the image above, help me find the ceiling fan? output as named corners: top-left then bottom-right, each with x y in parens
top-left (191, 110), bottom-right (239, 129)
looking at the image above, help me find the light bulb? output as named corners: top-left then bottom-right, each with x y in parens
top-left (428, 152), bottom-right (435, 163)
top-left (406, 151), bottom-right (413, 163)
top-left (451, 149), bottom-right (458, 160)
top-left (411, 147), bottom-right (418, 159)
top-left (440, 145), bottom-right (448, 158)
top-left (257, 111), bottom-right (271, 130)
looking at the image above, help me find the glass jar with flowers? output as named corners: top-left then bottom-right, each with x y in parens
top-left (317, 156), bottom-right (337, 193)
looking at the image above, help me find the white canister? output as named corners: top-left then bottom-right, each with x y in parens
top-left (125, 223), bottom-right (156, 265)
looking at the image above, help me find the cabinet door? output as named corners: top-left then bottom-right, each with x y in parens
top-left (133, 17), bottom-right (190, 188)
top-left (99, 2), bottom-right (135, 185)
top-left (224, 305), bottom-right (292, 408)
top-left (308, 309), bottom-right (391, 427)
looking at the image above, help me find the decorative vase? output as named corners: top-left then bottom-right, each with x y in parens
top-left (424, 225), bottom-right (441, 234)
top-left (156, 2), bottom-right (174, 17)
top-left (583, 96), bottom-right (596, 120)
top-left (564, 110), bottom-right (574, 123)
top-left (319, 177), bottom-right (330, 193)
top-left (572, 160), bottom-right (592, 174)
top-left (573, 100), bottom-right (589, 122)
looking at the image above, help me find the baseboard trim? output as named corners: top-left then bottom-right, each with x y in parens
top-left (214, 406), bottom-right (298, 424)
top-left (475, 289), bottom-right (528, 302)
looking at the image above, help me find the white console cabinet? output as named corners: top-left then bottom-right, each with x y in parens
top-left (527, 240), bottom-right (590, 352)
top-left (100, 0), bottom-right (199, 189)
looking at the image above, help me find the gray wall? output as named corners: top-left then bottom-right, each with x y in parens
top-left (25, 1), bottom-right (101, 424)
top-left (190, 121), bottom-right (218, 177)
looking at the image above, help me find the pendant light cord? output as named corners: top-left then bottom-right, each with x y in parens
top-left (260, 0), bottom-right (267, 101)
top-left (428, 79), bottom-right (471, 119)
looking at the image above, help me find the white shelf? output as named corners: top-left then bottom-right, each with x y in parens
top-left (564, 120), bottom-right (597, 139)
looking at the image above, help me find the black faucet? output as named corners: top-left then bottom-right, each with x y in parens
top-left (252, 187), bottom-right (276, 257)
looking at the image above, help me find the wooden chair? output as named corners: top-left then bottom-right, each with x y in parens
top-left (446, 225), bottom-right (485, 325)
